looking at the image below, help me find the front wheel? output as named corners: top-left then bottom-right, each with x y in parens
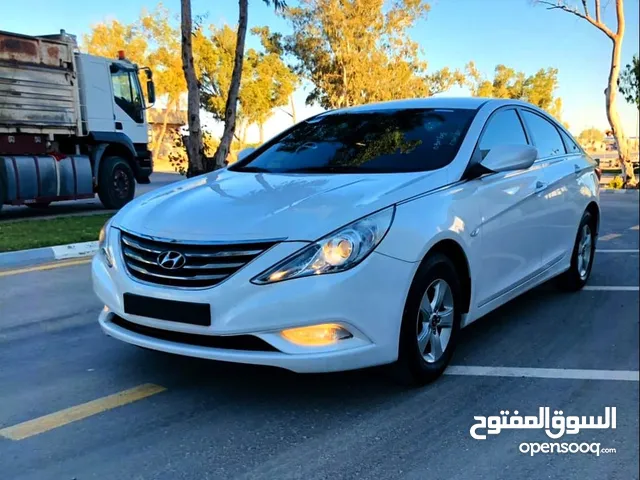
top-left (394, 253), bottom-right (462, 386)
top-left (557, 210), bottom-right (596, 291)
top-left (98, 156), bottom-right (135, 210)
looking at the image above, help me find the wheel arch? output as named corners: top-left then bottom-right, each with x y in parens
top-left (585, 201), bottom-right (600, 236)
top-left (416, 238), bottom-right (472, 314)
top-left (88, 132), bottom-right (138, 185)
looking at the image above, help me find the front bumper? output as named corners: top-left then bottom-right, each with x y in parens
top-left (92, 231), bottom-right (417, 373)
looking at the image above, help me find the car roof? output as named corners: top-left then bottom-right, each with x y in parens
top-left (319, 97), bottom-right (535, 115)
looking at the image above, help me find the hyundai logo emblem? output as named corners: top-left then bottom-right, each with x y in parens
top-left (157, 250), bottom-right (186, 270)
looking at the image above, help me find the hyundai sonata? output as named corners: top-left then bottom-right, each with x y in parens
top-left (92, 97), bottom-right (600, 384)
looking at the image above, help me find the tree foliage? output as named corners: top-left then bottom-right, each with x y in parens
top-left (283, 0), bottom-right (464, 109)
top-left (618, 54), bottom-right (639, 109)
top-left (195, 25), bottom-right (298, 143)
top-left (83, 4), bottom-right (186, 159)
top-left (466, 62), bottom-right (564, 119)
top-left (577, 127), bottom-right (604, 149)
top-left (83, 4), bottom-right (185, 109)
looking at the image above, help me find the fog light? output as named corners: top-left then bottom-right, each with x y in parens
top-left (281, 323), bottom-right (353, 346)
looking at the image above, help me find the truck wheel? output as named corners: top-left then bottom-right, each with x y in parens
top-left (98, 156), bottom-right (135, 210)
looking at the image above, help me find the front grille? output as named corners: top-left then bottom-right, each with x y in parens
top-left (111, 315), bottom-right (280, 352)
top-left (119, 230), bottom-right (277, 288)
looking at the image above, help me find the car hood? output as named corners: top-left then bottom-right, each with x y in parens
top-left (114, 168), bottom-right (445, 241)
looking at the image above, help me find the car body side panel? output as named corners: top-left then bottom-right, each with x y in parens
top-left (537, 154), bottom-right (582, 271)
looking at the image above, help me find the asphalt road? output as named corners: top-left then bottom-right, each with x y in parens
top-left (0, 193), bottom-right (638, 480)
top-left (0, 172), bottom-right (181, 221)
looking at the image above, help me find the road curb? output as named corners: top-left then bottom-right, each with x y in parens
top-left (600, 189), bottom-right (639, 194)
top-left (0, 241), bottom-right (98, 270)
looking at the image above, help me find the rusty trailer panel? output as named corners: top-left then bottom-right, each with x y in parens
top-left (0, 30), bottom-right (74, 68)
top-left (0, 30), bottom-right (80, 135)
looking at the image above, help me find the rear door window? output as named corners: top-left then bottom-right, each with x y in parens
top-left (521, 111), bottom-right (565, 158)
top-left (559, 129), bottom-right (582, 154)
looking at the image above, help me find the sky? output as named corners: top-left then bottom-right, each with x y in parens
top-left (3, 0), bottom-right (639, 143)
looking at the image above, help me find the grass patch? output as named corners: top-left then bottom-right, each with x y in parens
top-left (0, 213), bottom-right (113, 252)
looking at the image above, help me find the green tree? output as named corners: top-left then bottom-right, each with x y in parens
top-left (577, 127), bottom-right (604, 150)
top-left (244, 27), bottom-right (299, 142)
top-left (83, 3), bottom-right (186, 160)
top-left (196, 25), bottom-right (298, 146)
top-left (282, 0), bottom-right (464, 110)
top-left (537, 0), bottom-right (636, 186)
top-left (618, 54), bottom-right (639, 109)
top-left (210, 0), bottom-right (288, 170)
top-left (466, 62), bottom-right (564, 120)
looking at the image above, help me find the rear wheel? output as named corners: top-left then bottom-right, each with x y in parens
top-left (394, 253), bottom-right (462, 386)
top-left (98, 156), bottom-right (135, 210)
top-left (557, 210), bottom-right (596, 291)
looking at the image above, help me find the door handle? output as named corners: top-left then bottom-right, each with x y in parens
top-left (536, 181), bottom-right (547, 191)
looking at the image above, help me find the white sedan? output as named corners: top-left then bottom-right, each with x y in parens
top-left (92, 97), bottom-right (600, 385)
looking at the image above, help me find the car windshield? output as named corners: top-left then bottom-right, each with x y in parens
top-left (230, 108), bottom-right (477, 174)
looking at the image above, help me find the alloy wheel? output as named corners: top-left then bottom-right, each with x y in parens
top-left (577, 224), bottom-right (593, 280)
top-left (416, 278), bottom-right (454, 363)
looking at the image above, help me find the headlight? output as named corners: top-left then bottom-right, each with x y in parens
top-left (251, 207), bottom-right (395, 284)
top-left (98, 218), bottom-right (114, 267)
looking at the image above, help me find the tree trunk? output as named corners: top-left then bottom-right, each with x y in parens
top-left (605, 1), bottom-right (637, 186)
top-left (259, 122), bottom-right (265, 144)
top-left (180, 0), bottom-right (205, 177)
top-left (290, 94), bottom-right (297, 125)
top-left (212, 0), bottom-right (248, 169)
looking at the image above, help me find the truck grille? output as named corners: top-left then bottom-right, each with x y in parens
top-left (119, 230), bottom-right (277, 288)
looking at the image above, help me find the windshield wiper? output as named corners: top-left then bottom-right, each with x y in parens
top-left (235, 166), bottom-right (272, 173)
top-left (285, 166), bottom-right (367, 173)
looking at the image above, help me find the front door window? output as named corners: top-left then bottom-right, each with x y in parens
top-left (111, 69), bottom-right (143, 124)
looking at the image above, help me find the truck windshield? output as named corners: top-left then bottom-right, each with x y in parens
top-left (111, 69), bottom-right (144, 123)
top-left (230, 108), bottom-right (477, 174)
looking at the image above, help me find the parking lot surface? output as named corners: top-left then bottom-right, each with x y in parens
top-left (0, 192), bottom-right (638, 479)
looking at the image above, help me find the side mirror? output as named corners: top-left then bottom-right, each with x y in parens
top-left (146, 80), bottom-right (156, 106)
top-left (481, 144), bottom-right (538, 173)
top-left (237, 147), bottom-right (256, 162)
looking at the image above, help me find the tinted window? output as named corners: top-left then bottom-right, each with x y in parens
top-left (231, 108), bottom-right (477, 174)
top-left (559, 129), bottom-right (582, 154)
top-left (478, 109), bottom-right (528, 159)
top-left (521, 111), bottom-right (565, 158)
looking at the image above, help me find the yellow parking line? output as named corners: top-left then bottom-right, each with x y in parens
top-left (0, 384), bottom-right (166, 441)
top-left (0, 258), bottom-right (91, 278)
top-left (599, 233), bottom-right (622, 241)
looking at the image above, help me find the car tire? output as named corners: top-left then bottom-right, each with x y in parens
top-left (393, 253), bottom-right (463, 386)
top-left (557, 210), bottom-right (596, 291)
top-left (98, 156), bottom-right (135, 210)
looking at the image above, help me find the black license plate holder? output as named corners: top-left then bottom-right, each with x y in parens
top-left (123, 293), bottom-right (211, 326)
